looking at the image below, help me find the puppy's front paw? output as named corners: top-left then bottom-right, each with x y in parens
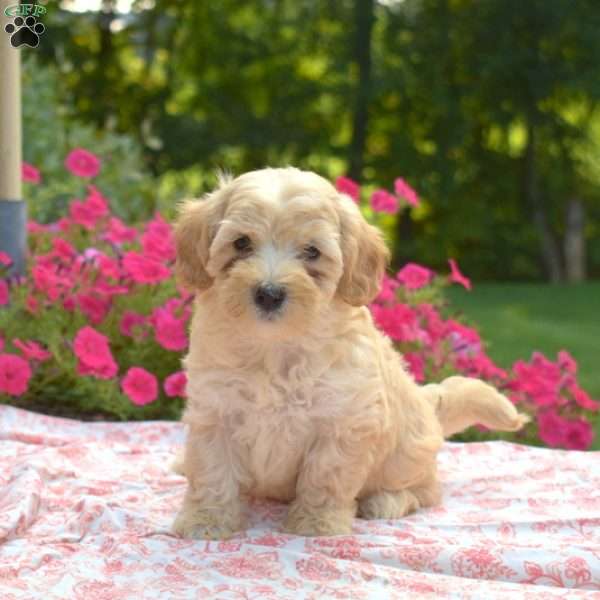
top-left (283, 501), bottom-right (355, 537)
top-left (172, 505), bottom-right (242, 540)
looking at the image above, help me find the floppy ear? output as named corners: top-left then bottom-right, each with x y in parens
top-left (336, 194), bottom-right (390, 306)
top-left (174, 188), bottom-right (228, 291)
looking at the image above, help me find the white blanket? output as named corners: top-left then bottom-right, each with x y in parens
top-left (1, 405), bottom-right (599, 599)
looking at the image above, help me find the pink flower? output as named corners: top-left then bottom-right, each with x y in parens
top-left (25, 295), bottom-right (39, 314)
top-left (65, 148), bottom-right (101, 178)
top-left (77, 293), bottom-right (110, 325)
top-left (448, 259), bottom-right (472, 290)
top-left (164, 371), bottom-right (187, 397)
top-left (69, 187), bottom-right (109, 230)
top-left (404, 353), bottom-right (425, 382)
top-left (123, 251), bottom-right (171, 284)
top-left (73, 326), bottom-right (117, 379)
top-left (153, 308), bottom-right (188, 351)
top-left (52, 238), bottom-right (77, 262)
top-left (22, 162), bottom-right (41, 184)
top-left (394, 178), bottom-right (419, 207)
top-left (371, 303), bottom-right (418, 341)
top-left (121, 367), bottom-right (158, 406)
top-left (335, 176), bottom-right (360, 202)
top-left (141, 214), bottom-right (175, 261)
top-left (0, 354), bottom-right (32, 396)
top-left (0, 251), bottom-right (12, 266)
top-left (0, 279), bottom-right (8, 306)
top-left (557, 350), bottom-right (577, 375)
top-left (120, 311), bottom-right (147, 338)
top-left (13, 339), bottom-right (51, 362)
top-left (564, 418), bottom-right (594, 450)
top-left (370, 189), bottom-right (399, 214)
top-left (396, 263), bottom-right (433, 290)
top-left (104, 217), bottom-right (137, 244)
top-left (569, 384), bottom-right (600, 412)
top-left (537, 410), bottom-right (568, 448)
top-left (375, 274), bottom-right (400, 303)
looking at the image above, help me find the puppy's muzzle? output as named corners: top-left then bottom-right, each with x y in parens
top-left (254, 283), bottom-right (286, 313)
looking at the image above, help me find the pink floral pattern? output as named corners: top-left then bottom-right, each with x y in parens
top-left (1, 405), bottom-right (599, 599)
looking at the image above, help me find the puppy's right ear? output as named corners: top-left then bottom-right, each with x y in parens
top-left (174, 190), bottom-right (227, 291)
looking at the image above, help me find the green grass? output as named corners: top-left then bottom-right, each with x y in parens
top-left (446, 282), bottom-right (600, 449)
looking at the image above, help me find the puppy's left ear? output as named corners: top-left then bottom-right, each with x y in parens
top-left (336, 194), bottom-right (390, 306)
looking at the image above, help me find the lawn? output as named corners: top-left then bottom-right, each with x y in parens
top-left (446, 282), bottom-right (600, 449)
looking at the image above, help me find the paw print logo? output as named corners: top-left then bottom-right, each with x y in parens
top-left (5, 15), bottom-right (45, 48)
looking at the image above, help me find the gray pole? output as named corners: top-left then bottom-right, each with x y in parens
top-left (0, 0), bottom-right (26, 276)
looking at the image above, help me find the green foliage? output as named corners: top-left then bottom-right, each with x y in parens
top-left (32, 0), bottom-right (600, 280)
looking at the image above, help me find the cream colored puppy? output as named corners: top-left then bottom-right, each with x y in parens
top-left (172, 167), bottom-right (527, 539)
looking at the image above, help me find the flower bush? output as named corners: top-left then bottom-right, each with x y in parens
top-left (0, 155), bottom-right (597, 448)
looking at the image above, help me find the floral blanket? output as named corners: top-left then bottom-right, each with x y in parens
top-left (1, 405), bottom-right (599, 599)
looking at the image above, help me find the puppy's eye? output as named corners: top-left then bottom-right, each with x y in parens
top-left (303, 245), bottom-right (321, 261)
top-left (233, 235), bottom-right (251, 252)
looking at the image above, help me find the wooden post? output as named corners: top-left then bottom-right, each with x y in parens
top-left (0, 0), bottom-right (26, 275)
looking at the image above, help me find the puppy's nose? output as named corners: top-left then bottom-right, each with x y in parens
top-left (254, 283), bottom-right (286, 312)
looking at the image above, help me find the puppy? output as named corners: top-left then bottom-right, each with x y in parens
top-left (171, 167), bottom-right (528, 539)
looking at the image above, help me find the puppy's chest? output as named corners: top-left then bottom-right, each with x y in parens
top-left (223, 358), bottom-right (340, 498)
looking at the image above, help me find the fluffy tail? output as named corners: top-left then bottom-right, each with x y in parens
top-left (422, 376), bottom-right (529, 438)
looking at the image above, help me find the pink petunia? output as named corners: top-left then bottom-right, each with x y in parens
top-left (537, 410), bottom-right (567, 448)
top-left (0, 279), bottom-right (8, 306)
top-left (123, 251), bottom-right (171, 284)
top-left (370, 189), bottom-right (399, 214)
top-left (121, 367), bottom-right (158, 406)
top-left (13, 339), bottom-right (52, 362)
top-left (569, 384), bottom-right (600, 412)
top-left (140, 215), bottom-right (175, 261)
top-left (153, 308), bottom-right (188, 351)
top-left (335, 176), bottom-right (360, 203)
top-left (65, 148), bottom-right (101, 178)
top-left (370, 303), bottom-right (419, 342)
top-left (375, 274), bottom-right (400, 304)
top-left (73, 326), bottom-right (117, 379)
top-left (563, 418), bottom-right (594, 450)
top-left (69, 187), bottom-right (109, 231)
top-left (404, 352), bottom-right (425, 383)
top-left (25, 295), bottom-right (39, 314)
top-left (164, 371), bottom-right (187, 398)
top-left (0, 251), bottom-right (13, 266)
top-left (77, 293), bottom-right (110, 325)
top-left (22, 162), bottom-right (41, 184)
top-left (97, 255), bottom-right (121, 280)
top-left (448, 259), bottom-right (472, 290)
top-left (396, 263), bottom-right (433, 290)
top-left (104, 217), bottom-right (138, 244)
top-left (120, 311), bottom-right (147, 338)
top-left (557, 350), bottom-right (577, 375)
top-left (394, 178), bottom-right (419, 207)
top-left (0, 353), bottom-right (32, 396)
top-left (52, 238), bottom-right (77, 262)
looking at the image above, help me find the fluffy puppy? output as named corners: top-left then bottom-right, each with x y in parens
top-left (172, 167), bottom-right (528, 539)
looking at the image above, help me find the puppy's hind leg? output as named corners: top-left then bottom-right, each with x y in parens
top-left (358, 489), bottom-right (420, 520)
top-left (358, 470), bottom-right (441, 520)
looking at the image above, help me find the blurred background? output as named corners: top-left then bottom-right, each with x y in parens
top-left (20, 0), bottom-right (600, 397)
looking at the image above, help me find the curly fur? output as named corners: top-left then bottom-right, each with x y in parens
top-left (171, 167), bottom-right (528, 539)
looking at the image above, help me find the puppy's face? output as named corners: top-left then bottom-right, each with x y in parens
top-left (175, 168), bottom-right (389, 339)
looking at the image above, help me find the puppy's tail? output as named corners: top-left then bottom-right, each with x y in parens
top-left (422, 376), bottom-right (529, 438)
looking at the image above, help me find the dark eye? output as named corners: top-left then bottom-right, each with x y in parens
top-left (303, 245), bottom-right (321, 261)
top-left (233, 235), bottom-right (251, 251)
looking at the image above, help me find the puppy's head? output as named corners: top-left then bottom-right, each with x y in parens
top-left (175, 168), bottom-right (389, 338)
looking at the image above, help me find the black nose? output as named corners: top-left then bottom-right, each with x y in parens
top-left (254, 283), bottom-right (286, 312)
